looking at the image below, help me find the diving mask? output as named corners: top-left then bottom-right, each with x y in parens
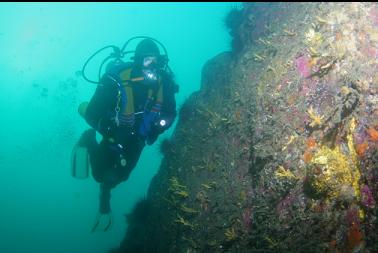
top-left (143, 56), bottom-right (158, 68)
top-left (142, 56), bottom-right (159, 82)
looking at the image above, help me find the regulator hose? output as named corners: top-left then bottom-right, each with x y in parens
top-left (82, 36), bottom-right (170, 84)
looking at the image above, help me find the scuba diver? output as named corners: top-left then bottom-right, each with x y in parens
top-left (72, 37), bottom-right (178, 232)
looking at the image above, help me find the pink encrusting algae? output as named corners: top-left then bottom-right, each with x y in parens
top-left (295, 55), bottom-right (312, 78)
top-left (361, 185), bottom-right (376, 208)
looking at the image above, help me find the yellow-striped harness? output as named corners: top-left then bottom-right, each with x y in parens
top-left (114, 67), bottom-right (164, 128)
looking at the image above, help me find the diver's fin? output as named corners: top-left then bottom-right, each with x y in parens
top-left (91, 213), bottom-right (113, 233)
top-left (71, 144), bottom-right (90, 179)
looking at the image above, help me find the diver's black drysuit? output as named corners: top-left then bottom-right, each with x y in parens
top-left (82, 62), bottom-right (177, 213)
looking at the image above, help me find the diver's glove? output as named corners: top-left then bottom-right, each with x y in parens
top-left (146, 123), bottom-right (162, 145)
top-left (146, 116), bottom-right (174, 145)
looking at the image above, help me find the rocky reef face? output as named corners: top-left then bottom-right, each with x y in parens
top-left (113, 3), bottom-right (378, 253)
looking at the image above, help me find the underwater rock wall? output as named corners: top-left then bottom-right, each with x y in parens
top-left (113, 3), bottom-right (378, 253)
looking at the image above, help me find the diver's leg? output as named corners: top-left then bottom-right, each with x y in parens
top-left (92, 182), bottom-right (113, 232)
top-left (119, 137), bottom-right (145, 182)
top-left (90, 139), bottom-right (119, 184)
top-left (78, 132), bottom-right (115, 231)
top-left (78, 128), bottom-right (97, 149)
top-left (77, 129), bottom-right (103, 181)
top-left (93, 137), bottom-right (144, 215)
top-left (99, 183), bottom-right (112, 214)
top-left (93, 141), bottom-right (119, 214)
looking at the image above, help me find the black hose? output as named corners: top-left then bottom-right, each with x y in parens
top-left (98, 55), bottom-right (115, 82)
top-left (120, 36), bottom-right (169, 60)
top-left (81, 45), bottom-right (119, 84)
top-left (82, 36), bottom-right (170, 85)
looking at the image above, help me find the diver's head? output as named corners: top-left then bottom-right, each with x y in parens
top-left (134, 39), bottom-right (160, 69)
top-left (134, 39), bottom-right (161, 83)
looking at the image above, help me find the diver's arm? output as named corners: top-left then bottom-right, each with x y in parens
top-left (84, 75), bottom-right (117, 136)
top-left (145, 73), bottom-right (177, 145)
top-left (160, 73), bottom-right (178, 129)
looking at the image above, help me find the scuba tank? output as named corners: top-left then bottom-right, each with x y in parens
top-left (71, 144), bottom-right (90, 179)
top-left (71, 102), bottom-right (91, 179)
